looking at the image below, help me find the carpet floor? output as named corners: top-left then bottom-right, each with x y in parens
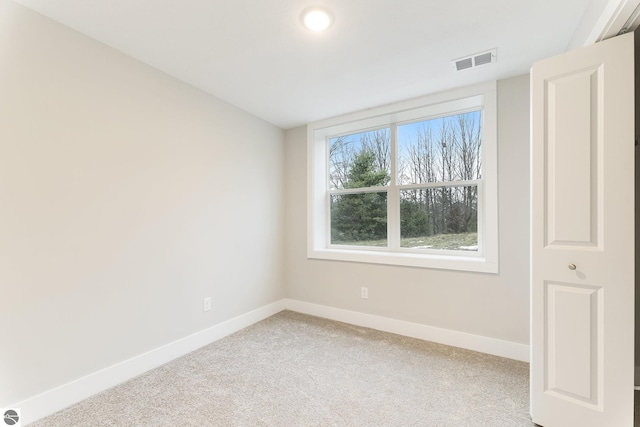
top-left (29, 311), bottom-right (534, 426)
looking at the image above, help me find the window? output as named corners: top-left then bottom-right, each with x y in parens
top-left (308, 82), bottom-right (498, 273)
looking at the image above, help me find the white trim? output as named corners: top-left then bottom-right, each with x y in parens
top-left (284, 299), bottom-right (530, 363)
top-left (15, 298), bottom-right (529, 424)
top-left (307, 248), bottom-right (497, 273)
top-left (12, 300), bottom-right (286, 425)
top-left (307, 81), bottom-right (499, 273)
top-left (591, 0), bottom-right (640, 43)
top-left (568, 0), bottom-right (640, 49)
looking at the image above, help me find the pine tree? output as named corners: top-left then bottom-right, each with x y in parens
top-left (331, 150), bottom-right (389, 243)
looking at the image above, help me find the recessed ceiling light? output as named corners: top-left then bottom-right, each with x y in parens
top-left (301, 7), bottom-right (334, 32)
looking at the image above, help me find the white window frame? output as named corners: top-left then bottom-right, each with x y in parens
top-left (307, 81), bottom-right (498, 273)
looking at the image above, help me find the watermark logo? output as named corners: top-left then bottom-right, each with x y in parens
top-left (2, 409), bottom-right (20, 427)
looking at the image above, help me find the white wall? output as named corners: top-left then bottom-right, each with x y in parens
top-left (284, 75), bottom-right (531, 347)
top-left (0, 0), bottom-right (284, 405)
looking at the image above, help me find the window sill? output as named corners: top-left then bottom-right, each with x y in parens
top-left (308, 248), bottom-right (499, 274)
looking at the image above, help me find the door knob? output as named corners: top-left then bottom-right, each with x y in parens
top-left (568, 264), bottom-right (576, 270)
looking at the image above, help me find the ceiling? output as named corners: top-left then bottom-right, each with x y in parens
top-left (12, 0), bottom-right (594, 129)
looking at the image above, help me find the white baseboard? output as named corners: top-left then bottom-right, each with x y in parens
top-left (15, 298), bottom-right (530, 425)
top-left (13, 299), bottom-right (287, 425)
top-left (284, 299), bottom-right (530, 363)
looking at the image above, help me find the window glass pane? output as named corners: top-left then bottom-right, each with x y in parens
top-left (329, 128), bottom-right (391, 190)
top-left (400, 186), bottom-right (478, 251)
top-left (397, 111), bottom-right (482, 185)
top-left (331, 192), bottom-right (387, 246)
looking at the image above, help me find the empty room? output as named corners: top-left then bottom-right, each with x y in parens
top-left (1, 0), bottom-right (638, 426)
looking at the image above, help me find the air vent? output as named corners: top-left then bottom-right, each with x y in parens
top-left (452, 49), bottom-right (497, 72)
top-left (455, 57), bottom-right (473, 71)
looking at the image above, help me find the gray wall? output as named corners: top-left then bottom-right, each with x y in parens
top-left (284, 74), bottom-right (531, 345)
top-left (0, 0), bottom-right (285, 405)
top-left (0, 0), bottom-right (533, 407)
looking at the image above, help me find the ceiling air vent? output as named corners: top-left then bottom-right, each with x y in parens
top-left (455, 57), bottom-right (473, 71)
top-left (452, 49), bottom-right (497, 72)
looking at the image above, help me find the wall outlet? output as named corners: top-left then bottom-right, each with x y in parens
top-left (203, 297), bottom-right (212, 312)
top-left (361, 287), bottom-right (368, 299)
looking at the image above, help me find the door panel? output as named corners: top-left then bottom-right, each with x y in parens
top-left (545, 66), bottom-right (601, 248)
top-left (531, 32), bottom-right (634, 426)
top-left (545, 282), bottom-right (601, 406)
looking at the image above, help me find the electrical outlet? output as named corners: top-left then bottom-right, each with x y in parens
top-left (203, 297), bottom-right (211, 312)
top-left (361, 287), bottom-right (368, 299)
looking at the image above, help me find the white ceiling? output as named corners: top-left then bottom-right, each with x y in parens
top-left (12, 0), bottom-right (593, 129)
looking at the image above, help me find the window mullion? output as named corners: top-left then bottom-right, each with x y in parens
top-left (388, 123), bottom-right (399, 251)
top-left (324, 136), bottom-right (332, 247)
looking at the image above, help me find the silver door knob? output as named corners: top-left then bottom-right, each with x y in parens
top-left (568, 264), bottom-right (577, 270)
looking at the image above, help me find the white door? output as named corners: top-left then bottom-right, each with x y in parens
top-left (531, 32), bottom-right (635, 426)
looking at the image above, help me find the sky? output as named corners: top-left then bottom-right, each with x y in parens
top-left (329, 109), bottom-right (482, 186)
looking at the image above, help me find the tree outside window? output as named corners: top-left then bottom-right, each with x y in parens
top-left (328, 111), bottom-right (481, 252)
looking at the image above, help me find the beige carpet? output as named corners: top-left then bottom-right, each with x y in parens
top-left (29, 311), bottom-right (534, 426)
